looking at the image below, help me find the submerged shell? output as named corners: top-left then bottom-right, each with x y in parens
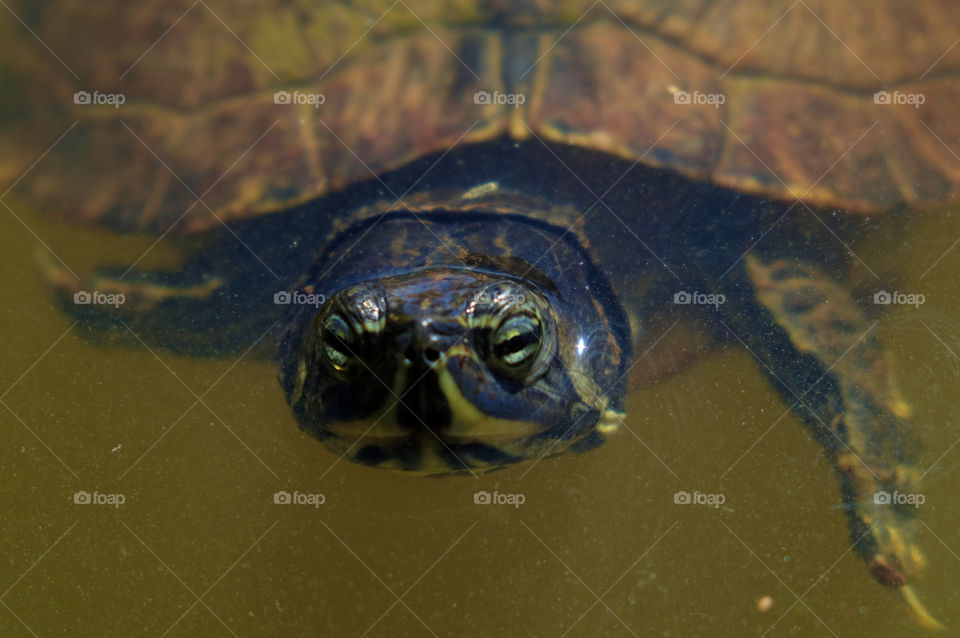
top-left (1, 0), bottom-right (959, 233)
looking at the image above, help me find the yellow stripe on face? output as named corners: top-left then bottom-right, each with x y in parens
top-left (433, 357), bottom-right (544, 441)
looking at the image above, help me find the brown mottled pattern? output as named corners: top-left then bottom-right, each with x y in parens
top-left (605, 0), bottom-right (960, 89)
top-left (745, 255), bottom-right (902, 409)
top-left (532, 21), bottom-right (727, 176)
top-left (1, 0), bottom-right (958, 234)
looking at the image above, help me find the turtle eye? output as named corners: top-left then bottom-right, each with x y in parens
top-left (316, 283), bottom-right (388, 377)
top-left (484, 311), bottom-right (545, 379)
top-left (491, 313), bottom-right (542, 370)
top-left (321, 313), bottom-right (359, 373)
top-left (469, 280), bottom-right (554, 382)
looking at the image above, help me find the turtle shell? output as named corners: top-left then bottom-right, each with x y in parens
top-left (2, 0), bottom-right (959, 233)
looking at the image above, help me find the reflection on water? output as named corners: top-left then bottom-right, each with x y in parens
top-left (2, 197), bottom-right (959, 637)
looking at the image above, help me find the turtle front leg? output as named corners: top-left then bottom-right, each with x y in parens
top-left (738, 254), bottom-right (941, 629)
top-left (39, 249), bottom-right (277, 358)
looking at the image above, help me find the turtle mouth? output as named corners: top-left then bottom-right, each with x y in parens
top-left (394, 368), bottom-right (452, 431)
top-left (323, 355), bottom-right (546, 443)
top-left (318, 352), bottom-right (566, 473)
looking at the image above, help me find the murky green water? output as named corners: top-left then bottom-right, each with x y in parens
top-left (3, 200), bottom-right (959, 637)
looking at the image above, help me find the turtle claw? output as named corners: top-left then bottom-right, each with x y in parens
top-left (864, 516), bottom-right (943, 630)
top-left (900, 585), bottom-right (946, 631)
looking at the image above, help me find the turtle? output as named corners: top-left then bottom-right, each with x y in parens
top-left (2, 0), bottom-right (958, 629)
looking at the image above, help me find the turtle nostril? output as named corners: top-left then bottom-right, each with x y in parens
top-left (423, 347), bottom-right (441, 363)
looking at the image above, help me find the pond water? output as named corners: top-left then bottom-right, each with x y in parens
top-left (3, 3), bottom-right (960, 638)
top-left (3, 190), bottom-right (959, 638)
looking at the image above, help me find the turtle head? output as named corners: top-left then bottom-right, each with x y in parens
top-left (277, 205), bottom-right (630, 474)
